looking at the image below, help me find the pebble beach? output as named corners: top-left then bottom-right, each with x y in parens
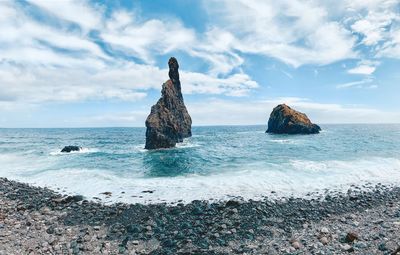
top-left (1, 177), bottom-right (399, 254)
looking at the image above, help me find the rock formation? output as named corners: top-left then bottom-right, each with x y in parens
top-left (61, 146), bottom-right (82, 153)
top-left (145, 57), bottom-right (192, 149)
top-left (266, 104), bottom-right (321, 134)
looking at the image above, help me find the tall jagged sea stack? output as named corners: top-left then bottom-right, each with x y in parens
top-left (145, 58), bottom-right (192, 149)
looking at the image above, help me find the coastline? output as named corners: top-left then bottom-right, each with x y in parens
top-left (0, 177), bottom-right (399, 254)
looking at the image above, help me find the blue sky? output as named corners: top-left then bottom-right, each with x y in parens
top-left (0, 0), bottom-right (399, 127)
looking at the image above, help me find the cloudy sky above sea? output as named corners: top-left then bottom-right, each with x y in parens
top-left (0, 0), bottom-right (400, 127)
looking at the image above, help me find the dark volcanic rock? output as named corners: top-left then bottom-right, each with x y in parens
top-left (52, 195), bottom-right (84, 204)
top-left (266, 104), bottom-right (321, 134)
top-left (61, 146), bottom-right (82, 153)
top-left (145, 57), bottom-right (192, 149)
top-left (345, 232), bottom-right (359, 243)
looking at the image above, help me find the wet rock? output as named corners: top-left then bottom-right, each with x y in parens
top-left (192, 206), bottom-right (203, 215)
top-left (162, 239), bottom-right (176, 248)
top-left (226, 200), bottom-right (241, 207)
top-left (266, 104), bottom-right (321, 134)
top-left (118, 246), bottom-right (126, 254)
top-left (54, 227), bottom-right (63, 235)
top-left (320, 227), bottom-right (330, 234)
top-left (320, 236), bottom-right (329, 245)
top-left (373, 219), bottom-right (384, 224)
top-left (61, 146), bottom-right (81, 153)
top-left (53, 195), bottom-right (84, 204)
top-left (392, 246), bottom-right (400, 254)
top-left (341, 244), bottom-right (354, 252)
top-left (291, 241), bottom-right (301, 249)
top-left (126, 225), bottom-right (140, 234)
top-left (354, 242), bottom-right (367, 249)
top-left (145, 57), bottom-right (192, 149)
top-left (378, 242), bottom-right (387, 251)
top-left (345, 232), bottom-right (358, 243)
top-left (46, 226), bottom-right (55, 234)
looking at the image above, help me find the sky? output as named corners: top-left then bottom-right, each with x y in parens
top-left (0, 0), bottom-right (400, 128)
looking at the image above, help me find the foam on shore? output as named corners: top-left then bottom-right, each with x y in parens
top-left (1, 152), bottom-right (400, 204)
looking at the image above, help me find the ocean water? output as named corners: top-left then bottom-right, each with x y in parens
top-left (1, 125), bottom-right (400, 204)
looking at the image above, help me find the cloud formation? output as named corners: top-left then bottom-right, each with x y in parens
top-left (0, 0), bottom-right (399, 126)
top-left (0, 1), bottom-right (258, 107)
top-left (205, 0), bottom-right (357, 67)
top-left (336, 78), bottom-right (378, 89)
top-left (347, 60), bottom-right (379, 75)
top-left (204, 0), bottom-right (400, 68)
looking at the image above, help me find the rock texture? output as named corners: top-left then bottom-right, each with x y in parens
top-left (266, 104), bottom-right (321, 134)
top-left (60, 146), bottom-right (81, 153)
top-left (145, 57), bottom-right (192, 149)
top-left (2, 177), bottom-right (400, 255)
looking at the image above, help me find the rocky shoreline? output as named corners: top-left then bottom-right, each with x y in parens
top-left (0, 178), bottom-right (399, 254)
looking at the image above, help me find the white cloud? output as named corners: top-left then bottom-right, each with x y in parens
top-left (346, 0), bottom-right (400, 59)
top-left (101, 10), bottom-right (196, 63)
top-left (201, 0), bottom-right (400, 69)
top-left (0, 2), bottom-right (258, 108)
top-left (348, 65), bottom-right (376, 75)
top-left (336, 78), bottom-right (378, 89)
top-left (0, 62), bottom-right (148, 103)
top-left (281, 70), bottom-right (293, 79)
top-left (182, 72), bottom-right (258, 96)
top-left (27, 0), bottom-right (103, 30)
top-left (0, 2), bottom-right (108, 68)
top-left (352, 18), bottom-right (386, 46)
top-left (0, 60), bottom-right (258, 105)
top-left (187, 28), bottom-right (244, 75)
top-left (204, 0), bottom-right (357, 67)
top-left (350, 8), bottom-right (396, 46)
top-left (377, 25), bottom-right (400, 59)
top-left (80, 111), bottom-right (149, 126)
top-left (100, 13), bottom-right (244, 75)
top-left (347, 60), bottom-right (379, 75)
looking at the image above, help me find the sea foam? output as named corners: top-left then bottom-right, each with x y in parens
top-left (50, 147), bottom-right (99, 155)
top-left (1, 125), bottom-right (400, 204)
top-left (2, 154), bottom-right (400, 204)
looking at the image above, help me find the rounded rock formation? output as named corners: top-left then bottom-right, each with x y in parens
top-left (145, 57), bottom-right (192, 149)
top-left (266, 104), bottom-right (321, 134)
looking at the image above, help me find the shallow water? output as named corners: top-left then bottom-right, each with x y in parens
top-left (0, 125), bottom-right (400, 204)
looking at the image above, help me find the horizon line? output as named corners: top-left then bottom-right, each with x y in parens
top-left (1, 123), bottom-right (400, 129)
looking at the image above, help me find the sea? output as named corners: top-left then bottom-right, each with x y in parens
top-left (1, 124), bottom-right (400, 204)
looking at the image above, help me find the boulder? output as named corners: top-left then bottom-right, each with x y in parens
top-left (266, 104), bottom-right (321, 134)
top-left (145, 57), bottom-right (192, 149)
top-left (345, 232), bottom-right (359, 243)
top-left (52, 195), bottom-right (84, 204)
top-left (61, 146), bottom-right (81, 153)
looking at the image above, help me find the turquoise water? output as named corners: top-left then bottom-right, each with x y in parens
top-left (1, 125), bottom-right (400, 203)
